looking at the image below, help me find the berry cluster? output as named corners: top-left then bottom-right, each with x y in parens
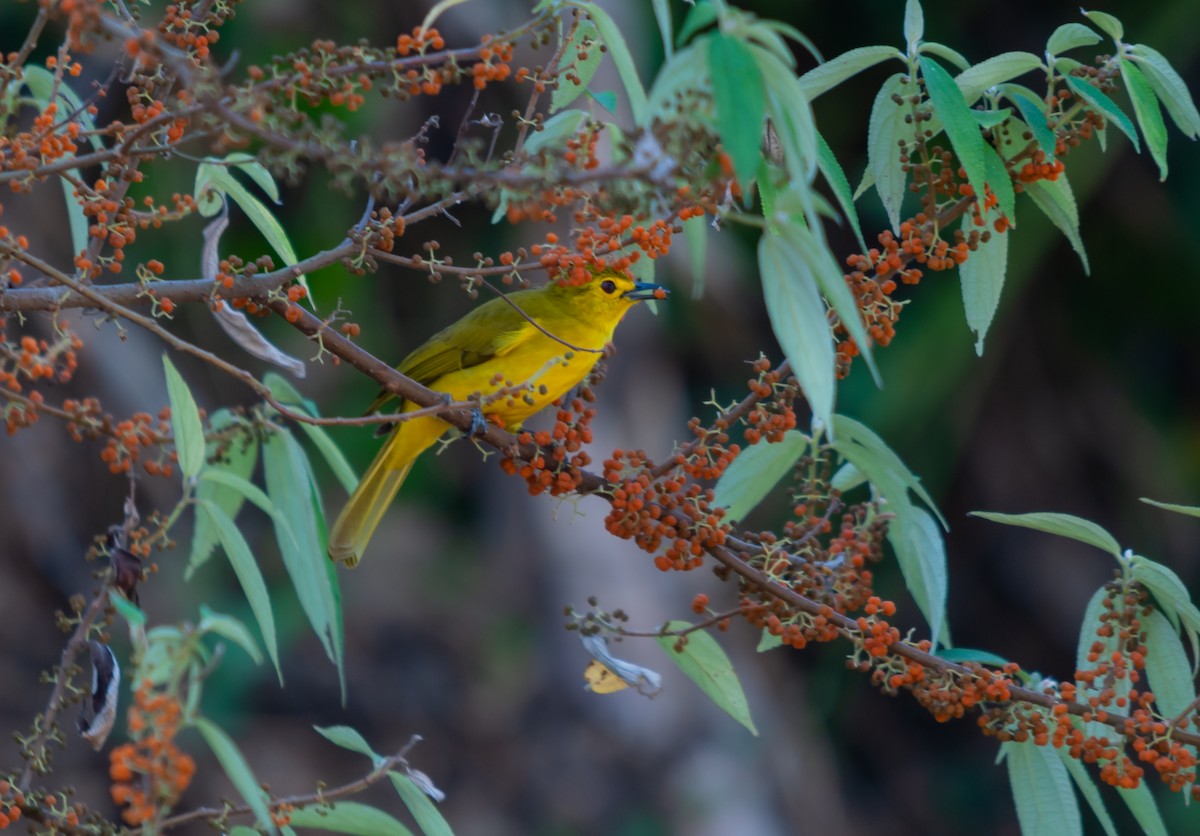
top-left (109, 683), bottom-right (196, 826)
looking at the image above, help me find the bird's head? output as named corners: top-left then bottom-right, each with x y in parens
top-left (553, 270), bottom-right (670, 325)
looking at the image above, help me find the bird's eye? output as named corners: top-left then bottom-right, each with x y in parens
top-left (600, 279), bottom-right (616, 294)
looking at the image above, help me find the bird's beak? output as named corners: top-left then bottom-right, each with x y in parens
top-left (623, 282), bottom-right (669, 301)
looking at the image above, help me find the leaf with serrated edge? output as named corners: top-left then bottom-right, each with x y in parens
top-left (1047, 23), bottom-right (1101, 55)
top-left (816, 131), bottom-right (866, 251)
top-left (887, 506), bottom-right (948, 647)
top-left (959, 210), bottom-right (1008, 355)
top-left (551, 21), bottom-right (602, 113)
top-left (1057, 748), bottom-right (1120, 836)
top-left (798, 46), bottom-right (904, 100)
top-left (758, 232), bottom-right (835, 431)
top-left (656, 621), bottom-right (757, 735)
top-left (1082, 9), bottom-right (1123, 41)
top-left (1023, 174), bottom-right (1089, 274)
top-left (954, 52), bottom-right (1042, 103)
top-left (969, 511), bottom-right (1120, 557)
top-left (1006, 90), bottom-right (1057, 160)
top-left (1127, 44), bottom-right (1200, 139)
top-left (1004, 740), bottom-right (1082, 836)
top-left (193, 717), bottom-right (275, 833)
top-left (921, 57), bottom-right (989, 216)
top-left (1142, 608), bottom-right (1196, 720)
top-left (866, 73), bottom-right (915, 232)
top-left (903, 0), bottom-right (923, 52)
top-left (1119, 58), bottom-right (1168, 180)
top-left (1116, 781), bottom-right (1169, 836)
top-left (712, 431), bottom-right (807, 522)
top-left (832, 415), bottom-right (947, 528)
top-left (1063, 76), bottom-right (1139, 151)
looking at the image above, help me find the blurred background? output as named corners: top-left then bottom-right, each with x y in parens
top-left (2, 1), bottom-right (1199, 833)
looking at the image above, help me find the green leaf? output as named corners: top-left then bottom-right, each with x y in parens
top-left (887, 506), bottom-right (948, 647)
top-left (758, 231), bottom-right (835, 431)
top-left (675, 1), bottom-right (717, 47)
top-left (708, 33), bottom-right (764, 189)
top-left (1082, 9), bottom-right (1123, 42)
top-left (1141, 497), bottom-right (1200, 519)
top-left (954, 52), bottom-right (1043, 103)
top-left (1076, 587), bottom-right (1117, 744)
top-left (1047, 23), bottom-right (1102, 55)
top-left (816, 131), bottom-right (866, 252)
top-left (1129, 554), bottom-right (1200, 661)
top-left (1063, 76), bottom-right (1139, 151)
top-left (968, 511), bottom-right (1121, 558)
top-left (831, 414), bottom-right (947, 529)
top-left (193, 717), bottom-right (275, 833)
top-left (195, 499), bottom-right (282, 681)
top-left (650, 0), bottom-right (672, 61)
top-left (756, 46), bottom-right (818, 186)
top-left (288, 803), bottom-right (415, 836)
top-left (682, 214), bottom-right (707, 299)
top-left (197, 165), bottom-right (299, 267)
top-left (551, 21), bottom-right (602, 113)
top-left (390, 772), bottom-right (453, 836)
top-left (1023, 174), bottom-right (1090, 274)
top-left (523, 108), bottom-right (586, 157)
top-left (227, 153), bottom-right (280, 203)
top-left (1142, 608), bottom-right (1196, 720)
top-left (1127, 44), bottom-right (1200, 139)
top-left (903, 0), bottom-right (923, 52)
top-left (711, 430), bottom-right (807, 523)
top-left (789, 220), bottom-right (878, 383)
top-left (1006, 90), bottom-right (1058, 161)
top-left (798, 45), bottom-right (905, 100)
top-left (1115, 782), bottom-right (1168, 836)
top-left (266, 373), bottom-right (359, 495)
top-left (162, 354), bottom-right (206, 480)
top-left (109, 589), bottom-right (147, 628)
top-left (936, 647), bottom-right (1009, 667)
top-left (958, 210), bottom-right (1008, 355)
top-left (1004, 740), bottom-right (1082, 836)
top-left (918, 42), bottom-right (969, 72)
top-left (588, 89), bottom-right (617, 114)
top-left (1057, 749), bottom-right (1120, 836)
top-left (921, 57), bottom-right (989, 215)
top-left (585, 4), bottom-right (647, 124)
top-left (866, 73), bottom-right (917, 232)
top-left (198, 605), bottom-right (264, 665)
top-left (756, 630), bottom-right (783, 652)
top-left (970, 108), bottom-right (1012, 130)
top-left (656, 621), bottom-right (757, 735)
top-left (263, 431), bottom-right (345, 677)
top-left (1119, 59), bottom-right (1168, 180)
top-left (315, 725), bottom-right (380, 761)
top-left (189, 412), bottom-right (258, 577)
top-left (983, 139), bottom-right (1015, 225)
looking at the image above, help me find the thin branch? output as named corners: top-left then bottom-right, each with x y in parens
top-left (152, 736), bottom-right (426, 833)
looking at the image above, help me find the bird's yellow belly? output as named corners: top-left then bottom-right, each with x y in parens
top-left (419, 341), bottom-right (601, 427)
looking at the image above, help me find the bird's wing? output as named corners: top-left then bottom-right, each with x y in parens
top-left (366, 294), bottom-right (539, 415)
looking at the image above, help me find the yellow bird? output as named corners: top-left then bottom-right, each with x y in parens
top-left (328, 271), bottom-right (667, 567)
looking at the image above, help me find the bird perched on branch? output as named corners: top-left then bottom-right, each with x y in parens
top-left (328, 271), bottom-right (668, 567)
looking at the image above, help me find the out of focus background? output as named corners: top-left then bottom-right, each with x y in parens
top-left (2, 1), bottom-right (1199, 833)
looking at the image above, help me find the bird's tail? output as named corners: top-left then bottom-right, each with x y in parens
top-left (327, 415), bottom-right (445, 567)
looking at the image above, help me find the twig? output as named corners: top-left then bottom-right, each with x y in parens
top-left (152, 735), bottom-right (426, 833)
